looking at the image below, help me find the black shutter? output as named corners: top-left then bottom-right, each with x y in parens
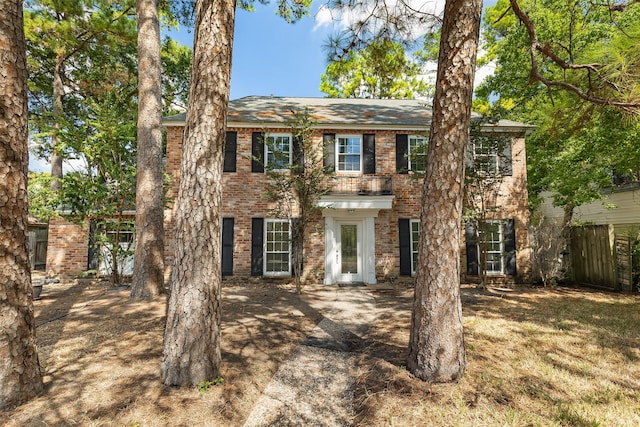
top-left (251, 218), bottom-right (264, 276)
top-left (292, 135), bottom-right (303, 169)
top-left (503, 219), bottom-right (517, 276)
top-left (251, 132), bottom-right (264, 173)
top-left (465, 222), bottom-right (479, 276)
top-left (396, 134), bottom-right (408, 174)
top-left (501, 139), bottom-right (513, 176)
top-left (323, 133), bottom-right (335, 172)
top-left (221, 218), bottom-right (234, 276)
top-left (398, 218), bottom-right (411, 276)
top-left (363, 133), bottom-right (376, 174)
top-left (223, 131), bottom-right (237, 172)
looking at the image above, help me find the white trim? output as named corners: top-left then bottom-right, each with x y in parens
top-left (335, 135), bottom-right (362, 174)
top-left (410, 219), bottom-right (420, 275)
top-left (481, 220), bottom-right (505, 275)
top-left (318, 195), bottom-right (394, 211)
top-left (263, 218), bottom-right (291, 277)
top-left (323, 210), bottom-right (378, 285)
top-left (408, 135), bottom-right (427, 173)
top-left (265, 132), bottom-right (293, 171)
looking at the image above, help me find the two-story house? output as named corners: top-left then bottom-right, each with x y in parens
top-left (160, 96), bottom-right (532, 284)
top-left (45, 96), bottom-right (531, 283)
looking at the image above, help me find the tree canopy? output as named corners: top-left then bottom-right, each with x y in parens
top-left (320, 38), bottom-right (431, 99)
top-left (476, 0), bottom-right (640, 219)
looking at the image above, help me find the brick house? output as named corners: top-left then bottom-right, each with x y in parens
top-left (163, 96), bottom-right (532, 284)
top-left (46, 96), bottom-right (532, 283)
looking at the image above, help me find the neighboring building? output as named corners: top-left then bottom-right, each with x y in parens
top-left (539, 185), bottom-right (640, 235)
top-left (48, 96), bottom-right (533, 284)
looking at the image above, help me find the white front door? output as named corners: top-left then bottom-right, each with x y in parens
top-left (336, 221), bottom-right (362, 283)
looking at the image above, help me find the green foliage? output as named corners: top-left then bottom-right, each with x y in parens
top-left (197, 377), bottom-right (224, 394)
top-left (25, 0), bottom-right (190, 282)
top-left (463, 118), bottom-right (513, 287)
top-left (28, 172), bottom-right (58, 222)
top-left (161, 37), bottom-right (192, 114)
top-left (261, 109), bottom-right (334, 293)
top-left (477, 0), bottom-right (640, 218)
top-left (321, 38), bottom-right (431, 99)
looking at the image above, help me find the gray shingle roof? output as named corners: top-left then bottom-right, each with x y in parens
top-left (163, 96), bottom-right (533, 131)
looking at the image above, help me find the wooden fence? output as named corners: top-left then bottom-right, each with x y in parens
top-left (569, 225), bottom-right (634, 291)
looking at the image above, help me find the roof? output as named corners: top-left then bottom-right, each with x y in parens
top-left (163, 96), bottom-right (534, 132)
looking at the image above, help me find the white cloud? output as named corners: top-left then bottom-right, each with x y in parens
top-left (314, 0), bottom-right (444, 38)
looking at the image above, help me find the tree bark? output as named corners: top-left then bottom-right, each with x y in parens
top-left (50, 50), bottom-right (64, 192)
top-left (0, 0), bottom-right (44, 408)
top-left (161, 0), bottom-right (234, 386)
top-left (407, 0), bottom-right (482, 382)
top-left (131, 0), bottom-right (165, 299)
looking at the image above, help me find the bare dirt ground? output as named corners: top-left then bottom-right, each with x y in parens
top-left (1, 278), bottom-right (639, 426)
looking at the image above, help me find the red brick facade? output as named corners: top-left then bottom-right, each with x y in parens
top-left (46, 218), bottom-right (89, 278)
top-left (48, 99), bottom-right (531, 284)
top-left (164, 125), bottom-right (531, 284)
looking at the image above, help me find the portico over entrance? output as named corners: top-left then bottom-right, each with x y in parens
top-left (318, 194), bottom-right (394, 285)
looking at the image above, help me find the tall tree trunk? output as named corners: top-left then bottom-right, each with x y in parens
top-left (407, 0), bottom-right (482, 382)
top-left (50, 50), bottom-right (64, 192)
top-left (161, 0), bottom-right (234, 386)
top-left (0, 0), bottom-right (44, 408)
top-left (131, 0), bottom-right (165, 299)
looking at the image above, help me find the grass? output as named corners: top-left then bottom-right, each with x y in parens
top-left (354, 286), bottom-right (640, 426)
top-left (1, 280), bottom-right (638, 426)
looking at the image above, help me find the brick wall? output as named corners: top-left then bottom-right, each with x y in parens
top-left (164, 126), bottom-right (532, 283)
top-left (46, 218), bottom-right (89, 278)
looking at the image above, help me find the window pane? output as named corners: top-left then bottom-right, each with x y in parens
top-left (409, 136), bottom-right (427, 172)
top-left (410, 220), bottom-right (420, 274)
top-left (265, 220), bottom-right (290, 274)
top-left (337, 137), bottom-right (361, 172)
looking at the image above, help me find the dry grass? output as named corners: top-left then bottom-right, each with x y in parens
top-left (355, 286), bottom-right (640, 426)
top-left (1, 280), bottom-right (638, 426)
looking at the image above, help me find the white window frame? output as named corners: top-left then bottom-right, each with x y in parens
top-left (410, 219), bottom-right (420, 275)
top-left (336, 135), bottom-right (362, 173)
top-left (264, 218), bottom-right (291, 276)
top-left (479, 220), bottom-right (505, 275)
top-left (265, 133), bottom-right (292, 171)
top-left (408, 135), bottom-right (427, 173)
top-left (471, 139), bottom-right (500, 175)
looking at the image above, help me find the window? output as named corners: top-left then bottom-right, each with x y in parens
top-left (408, 136), bottom-right (427, 173)
top-left (337, 135), bottom-right (361, 172)
top-left (98, 223), bottom-right (135, 276)
top-left (471, 139), bottom-right (500, 175)
top-left (410, 220), bottom-right (420, 274)
top-left (265, 134), bottom-right (292, 170)
top-left (264, 219), bottom-right (290, 275)
top-left (479, 221), bottom-right (504, 274)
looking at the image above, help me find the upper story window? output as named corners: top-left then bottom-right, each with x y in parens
top-left (408, 136), bottom-right (427, 173)
top-left (337, 135), bottom-right (361, 173)
top-left (471, 139), bottom-right (499, 175)
top-left (469, 136), bottom-right (513, 176)
top-left (265, 134), bottom-right (292, 170)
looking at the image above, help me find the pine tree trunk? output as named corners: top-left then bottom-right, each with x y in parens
top-left (407, 0), bottom-right (482, 382)
top-left (161, 0), bottom-right (234, 386)
top-left (0, 0), bottom-right (44, 408)
top-left (131, 0), bottom-right (165, 299)
top-left (50, 50), bottom-right (64, 192)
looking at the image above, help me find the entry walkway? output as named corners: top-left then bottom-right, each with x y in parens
top-left (243, 286), bottom-right (377, 426)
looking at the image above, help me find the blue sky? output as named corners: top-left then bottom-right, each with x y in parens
top-left (167, 4), bottom-right (332, 100)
